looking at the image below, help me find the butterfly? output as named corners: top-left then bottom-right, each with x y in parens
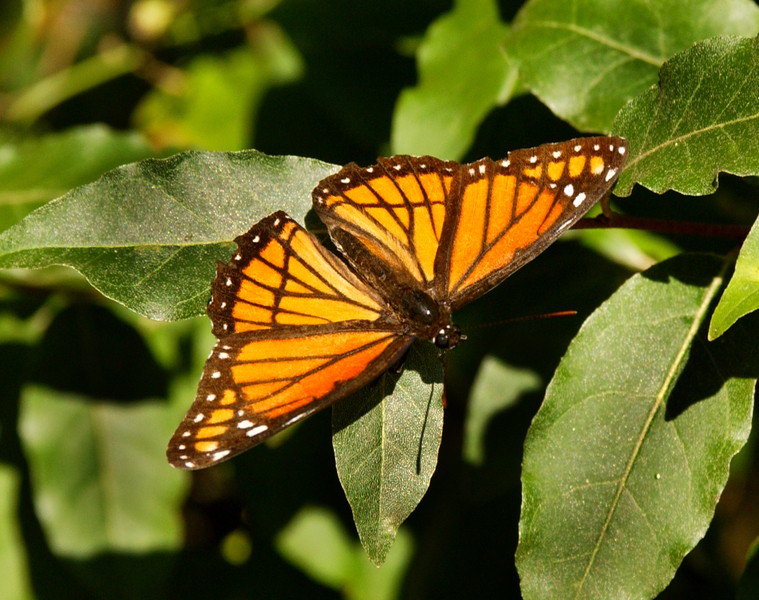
top-left (167, 136), bottom-right (628, 469)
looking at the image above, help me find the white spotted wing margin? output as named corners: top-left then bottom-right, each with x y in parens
top-left (438, 136), bottom-right (629, 310)
top-left (166, 323), bottom-right (412, 469)
top-left (167, 212), bottom-right (414, 470)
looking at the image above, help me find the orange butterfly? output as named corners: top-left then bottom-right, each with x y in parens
top-left (167, 136), bottom-right (628, 469)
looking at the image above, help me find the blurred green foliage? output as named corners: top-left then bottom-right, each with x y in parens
top-left (1, 0), bottom-right (759, 599)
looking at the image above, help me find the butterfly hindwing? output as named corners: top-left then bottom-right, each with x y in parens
top-left (439, 136), bottom-right (628, 308)
top-left (167, 212), bottom-right (412, 469)
top-left (167, 324), bottom-right (412, 469)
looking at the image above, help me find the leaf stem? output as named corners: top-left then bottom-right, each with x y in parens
top-left (3, 43), bottom-right (147, 124)
top-left (574, 213), bottom-right (750, 239)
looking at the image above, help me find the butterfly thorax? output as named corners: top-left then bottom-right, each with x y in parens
top-left (395, 286), bottom-right (462, 349)
top-left (331, 227), bottom-right (461, 349)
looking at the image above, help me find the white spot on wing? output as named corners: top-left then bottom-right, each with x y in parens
top-left (246, 425), bottom-right (269, 437)
top-left (185, 461), bottom-right (195, 468)
top-left (237, 420), bottom-right (254, 429)
top-left (563, 183), bottom-right (574, 197)
top-left (529, 155), bottom-right (538, 163)
top-left (213, 450), bottom-right (230, 461)
top-left (341, 177), bottom-right (350, 183)
top-left (182, 431), bottom-right (191, 438)
top-left (211, 371), bottom-right (221, 379)
top-left (502, 159), bottom-right (510, 167)
top-left (478, 164), bottom-right (486, 174)
top-left (252, 235), bottom-right (260, 243)
top-left (366, 167), bottom-right (374, 173)
top-left (469, 167), bottom-right (475, 175)
top-left (574, 144), bottom-right (582, 152)
top-left (206, 394), bottom-right (216, 401)
top-left (552, 150), bottom-right (562, 158)
top-left (218, 352), bottom-right (229, 359)
top-left (285, 413), bottom-right (309, 427)
top-left (618, 146), bottom-right (626, 155)
top-left (194, 414), bottom-right (204, 423)
top-left (593, 144), bottom-right (600, 151)
top-left (605, 168), bottom-right (617, 182)
top-left (573, 192), bottom-right (587, 206)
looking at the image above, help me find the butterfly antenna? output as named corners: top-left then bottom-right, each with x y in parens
top-left (463, 310), bottom-right (578, 332)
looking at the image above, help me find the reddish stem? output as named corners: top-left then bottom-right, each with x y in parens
top-left (575, 212), bottom-right (750, 240)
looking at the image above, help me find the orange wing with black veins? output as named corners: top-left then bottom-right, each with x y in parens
top-left (167, 212), bottom-right (412, 469)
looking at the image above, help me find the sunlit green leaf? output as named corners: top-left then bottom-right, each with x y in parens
top-left (614, 35), bottom-right (759, 196)
top-left (133, 27), bottom-right (303, 151)
top-left (517, 253), bottom-right (755, 599)
top-left (391, 0), bottom-right (515, 160)
top-left (276, 506), bottom-right (356, 589)
top-left (0, 465), bottom-right (32, 600)
top-left (276, 505), bottom-right (414, 600)
top-left (463, 355), bottom-right (540, 466)
top-left (0, 125), bottom-right (155, 232)
top-left (19, 386), bottom-right (187, 557)
top-left (574, 227), bottom-right (680, 272)
top-left (508, 0), bottom-right (759, 132)
top-left (710, 214), bottom-right (759, 339)
top-left (0, 150), bottom-right (337, 321)
top-left (332, 342), bottom-right (443, 566)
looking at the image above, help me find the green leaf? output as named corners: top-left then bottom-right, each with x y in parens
top-left (463, 355), bottom-right (540, 466)
top-left (613, 35), bottom-right (759, 196)
top-left (710, 214), bottom-right (759, 339)
top-left (574, 227), bottom-right (681, 272)
top-left (133, 28), bottom-right (303, 151)
top-left (332, 342), bottom-right (443, 566)
top-left (18, 386), bottom-right (187, 557)
top-left (0, 150), bottom-right (338, 321)
top-left (0, 125), bottom-right (156, 232)
top-left (508, 0), bottom-right (759, 133)
top-left (517, 253), bottom-right (755, 599)
top-left (0, 465), bottom-right (32, 600)
top-left (737, 535), bottom-right (759, 600)
top-left (276, 506), bottom-right (414, 600)
top-left (390, 0), bottom-right (515, 160)
top-left (276, 506), bottom-right (356, 589)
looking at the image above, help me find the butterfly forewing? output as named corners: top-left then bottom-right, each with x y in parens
top-left (313, 155), bottom-right (459, 288)
top-left (207, 211), bottom-right (386, 335)
top-left (440, 136), bottom-right (628, 308)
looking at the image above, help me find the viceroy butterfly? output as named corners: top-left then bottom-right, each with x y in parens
top-left (167, 136), bottom-right (628, 469)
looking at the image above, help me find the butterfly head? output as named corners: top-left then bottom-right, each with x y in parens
top-left (433, 323), bottom-right (463, 350)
